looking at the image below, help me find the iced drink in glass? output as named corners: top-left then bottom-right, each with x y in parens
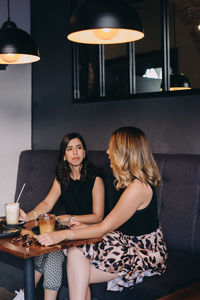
top-left (5, 202), bottom-right (19, 225)
top-left (39, 214), bottom-right (55, 234)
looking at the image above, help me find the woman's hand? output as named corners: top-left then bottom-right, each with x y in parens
top-left (55, 215), bottom-right (70, 222)
top-left (35, 230), bottom-right (69, 246)
top-left (68, 221), bottom-right (88, 229)
top-left (19, 208), bottom-right (27, 221)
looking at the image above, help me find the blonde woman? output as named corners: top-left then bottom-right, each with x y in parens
top-left (36, 127), bottom-right (168, 300)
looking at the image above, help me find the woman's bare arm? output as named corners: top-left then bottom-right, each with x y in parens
top-left (20, 178), bottom-right (61, 221)
top-left (36, 180), bottom-right (152, 245)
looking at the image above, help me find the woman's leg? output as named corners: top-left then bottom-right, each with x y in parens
top-left (67, 247), bottom-right (91, 300)
top-left (85, 286), bottom-right (91, 300)
top-left (44, 289), bottom-right (58, 300)
top-left (34, 254), bottom-right (45, 288)
top-left (67, 247), bottom-right (118, 300)
top-left (43, 251), bottom-right (65, 300)
top-left (35, 269), bottom-right (42, 287)
top-left (90, 266), bottom-right (118, 284)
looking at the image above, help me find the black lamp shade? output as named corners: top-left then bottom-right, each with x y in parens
top-left (0, 21), bottom-right (40, 64)
top-left (170, 73), bottom-right (191, 91)
top-left (67, 0), bottom-right (144, 44)
top-left (160, 72), bottom-right (191, 91)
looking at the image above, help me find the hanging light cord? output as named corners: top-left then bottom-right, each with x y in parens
top-left (7, 0), bottom-right (10, 21)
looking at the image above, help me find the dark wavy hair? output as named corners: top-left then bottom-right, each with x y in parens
top-left (56, 132), bottom-right (96, 188)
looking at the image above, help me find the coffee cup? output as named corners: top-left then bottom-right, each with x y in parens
top-left (5, 202), bottom-right (19, 225)
top-left (38, 214), bottom-right (55, 234)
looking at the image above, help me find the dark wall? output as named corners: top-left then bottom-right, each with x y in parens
top-left (31, 0), bottom-right (200, 154)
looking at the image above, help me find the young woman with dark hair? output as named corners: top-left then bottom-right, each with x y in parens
top-left (15, 132), bottom-right (105, 300)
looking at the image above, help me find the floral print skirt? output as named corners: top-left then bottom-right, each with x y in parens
top-left (78, 227), bottom-right (168, 291)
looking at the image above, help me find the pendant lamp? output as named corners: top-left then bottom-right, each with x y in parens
top-left (170, 72), bottom-right (191, 91)
top-left (160, 72), bottom-right (191, 91)
top-left (67, 0), bottom-right (144, 44)
top-left (0, 0), bottom-right (40, 64)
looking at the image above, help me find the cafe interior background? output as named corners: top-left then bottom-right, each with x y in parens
top-left (0, 0), bottom-right (200, 216)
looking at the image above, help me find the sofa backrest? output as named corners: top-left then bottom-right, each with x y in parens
top-left (15, 150), bottom-right (59, 213)
top-left (154, 154), bottom-right (200, 256)
top-left (15, 150), bottom-right (200, 256)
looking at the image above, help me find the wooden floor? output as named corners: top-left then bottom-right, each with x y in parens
top-left (0, 288), bottom-right (15, 300)
top-left (157, 281), bottom-right (200, 300)
top-left (1, 282), bottom-right (200, 300)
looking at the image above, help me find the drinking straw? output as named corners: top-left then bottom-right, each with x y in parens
top-left (15, 183), bottom-right (26, 203)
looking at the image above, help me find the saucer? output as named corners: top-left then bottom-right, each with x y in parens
top-left (3, 219), bottom-right (26, 228)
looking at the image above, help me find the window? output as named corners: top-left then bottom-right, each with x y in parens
top-left (72, 0), bottom-right (200, 102)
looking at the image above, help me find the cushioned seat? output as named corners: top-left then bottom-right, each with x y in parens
top-left (90, 250), bottom-right (200, 299)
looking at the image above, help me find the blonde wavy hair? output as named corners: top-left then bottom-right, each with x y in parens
top-left (108, 127), bottom-right (161, 190)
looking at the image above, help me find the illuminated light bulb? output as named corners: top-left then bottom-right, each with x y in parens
top-left (93, 28), bottom-right (119, 40)
top-left (0, 53), bottom-right (21, 63)
top-left (198, 24), bottom-right (200, 31)
top-left (170, 87), bottom-right (191, 91)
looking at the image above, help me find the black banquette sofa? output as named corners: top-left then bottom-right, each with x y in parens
top-left (0, 150), bottom-right (200, 299)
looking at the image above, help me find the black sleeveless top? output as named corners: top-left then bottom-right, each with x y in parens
top-left (60, 171), bottom-right (103, 215)
top-left (117, 186), bottom-right (159, 236)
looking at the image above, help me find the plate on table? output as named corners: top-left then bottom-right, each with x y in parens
top-left (0, 227), bottom-right (21, 238)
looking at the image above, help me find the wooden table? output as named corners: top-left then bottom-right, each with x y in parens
top-left (0, 221), bottom-right (102, 300)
